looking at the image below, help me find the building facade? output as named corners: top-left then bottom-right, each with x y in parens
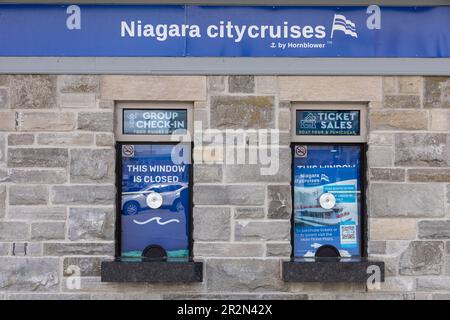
top-left (0, 1), bottom-right (450, 300)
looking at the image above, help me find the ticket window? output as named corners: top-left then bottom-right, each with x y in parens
top-left (291, 105), bottom-right (367, 260)
top-left (115, 102), bottom-right (193, 262)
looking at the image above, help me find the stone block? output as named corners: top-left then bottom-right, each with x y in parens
top-left (0, 222), bottom-right (29, 241)
top-left (101, 76), bottom-right (206, 101)
top-left (9, 75), bottom-right (57, 109)
top-left (0, 88), bottom-right (8, 109)
top-left (210, 95), bottom-right (274, 129)
top-left (228, 76), bottom-right (254, 93)
top-left (255, 76), bottom-right (277, 94)
top-left (398, 76), bottom-right (422, 94)
top-left (7, 148), bottom-right (68, 168)
top-left (194, 185), bottom-right (265, 206)
top-left (31, 222), bottom-right (65, 241)
top-left (279, 76), bottom-right (382, 101)
top-left (0, 186), bottom-right (5, 219)
top-left (70, 149), bottom-right (115, 183)
top-left (59, 93), bottom-right (96, 109)
top-left (418, 220), bottom-right (450, 239)
top-left (43, 242), bottom-right (114, 256)
top-left (58, 75), bottom-right (99, 93)
top-left (430, 110), bottom-right (450, 131)
top-left (208, 76), bottom-right (226, 93)
top-left (0, 112), bottom-right (17, 131)
top-left (17, 112), bottom-right (75, 131)
top-left (267, 185), bottom-right (292, 219)
top-left (395, 133), bottom-right (449, 167)
top-left (370, 110), bottom-right (427, 130)
top-left (8, 169), bottom-right (67, 184)
top-left (193, 164), bottom-right (222, 183)
top-left (370, 218), bottom-right (416, 240)
top-left (194, 243), bottom-right (264, 257)
top-left (37, 133), bottom-right (93, 146)
top-left (235, 220), bottom-right (290, 241)
top-left (9, 185), bottom-right (48, 205)
top-left (68, 207), bottom-right (114, 241)
top-left (51, 185), bottom-right (115, 205)
top-left (423, 77), bottom-right (450, 108)
top-left (266, 243), bottom-right (292, 257)
top-left (399, 241), bottom-right (444, 275)
top-left (193, 207), bottom-right (231, 241)
top-left (369, 168), bottom-right (405, 182)
top-left (77, 112), bottom-right (113, 132)
top-left (367, 146), bottom-right (393, 167)
top-left (95, 133), bottom-right (114, 147)
top-left (63, 257), bottom-right (103, 277)
top-left (384, 95), bottom-right (420, 108)
top-left (370, 183), bottom-right (445, 217)
top-left (408, 169), bottom-right (450, 182)
top-left (8, 206), bottom-right (66, 221)
top-left (8, 134), bottom-right (34, 146)
top-left (0, 257), bottom-right (59, 291)
top-left (234, 207), bottom-right (265, 219)
top-left (206, 259), bottom-right (284, 292)
top-left (417, 277), bottom-right (450, 291)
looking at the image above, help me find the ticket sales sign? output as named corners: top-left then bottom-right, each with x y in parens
top-left (296, 110), bottom-right (360, 136)
top-left (0, 5), bottom-right (449, 57)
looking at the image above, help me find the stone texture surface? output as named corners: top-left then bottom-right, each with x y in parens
top-left (8, 134), bottom-right (34, 146)
top-left (51, 185), bottom-right (115, 205)
top-left (9, 185), bottom-right (48, 205)
top-left (101, 76), bottom-right (206, 101)
top-left (9, 75), bottom-right (57, 109)
top-left (8, 169), bottom-right (67, 184)
top-left (210, 96), bottom-right (274, 129)
top-left (194, 185), bottom-right (265, 205)
top-left (408, 169), bottom-right (450, 182)
top-left (193, 207), bottom-right (231, 241)
top-left (267, 185), bottom-right (292, 219)
top-left (8, 206), bottom-right (66, 221)
top-left (369, 168), bottom-right (405, 182)
top-left (235, 221), bottom-right (290, 241)
top-left (395, 133), bottom-right (449, 167)
top-left (70, 149), bottom-right (115, 183)
top-left (418, 221), bottom-right (450, 239)
top-left (194, 243), bottom-right (264, 257)
top-left (17, 112), bottom-right (76, 131)
top-left (7, 148), bottom-right (68, 168)
top-left (206, 259), bottom-right (284, 292)
top-left (0, 186), bottom-right (5, 219)
top-left (31, 222), bottom-right (65, 241)
top-left (384, 95), bottom-right (420, 108)
top-left (279, 76), bottom-right (382, 101)
top-left (37, 133), bottom-right (93, 146)
top-left (423, 77), bottom-right (450, 108)
top-left (228, 76), bottom-right (255, 93)
top-left (0, 257), bottom-right (59, 291)
top-left (399, 241), bottom-right (444, 276)
top-left (370, 110), bottom-right (428, 130)
top-left (77, 112), bottom-right (113, 132)
top-left (0, 222), bottom-right (29, 241)
top-left (370, 219), bottom-right (416, 240)
top-left (68, 207), bottom-right (114, 241)
top-left (234, 207), bottom-right (265, 219)
top-left (63, 257), bottom-right (102, 277)
top-left (370, 183), bottom-right (445, 217)
top-left (43, 242), bottom-right (114, 256)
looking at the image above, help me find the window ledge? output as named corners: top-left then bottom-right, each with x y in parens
top-left (101, 260), bottom-right (203, 283)
top-left (282, 258), bottom-right (385, 283)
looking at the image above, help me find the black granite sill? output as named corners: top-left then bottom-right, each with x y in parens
top-left (282, 258), bottom-right (385, 283)
top-left (101, 260), bottom-right (203, 283)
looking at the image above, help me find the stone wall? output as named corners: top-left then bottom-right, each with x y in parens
top-left (0, 74), bottom-right (449, 300)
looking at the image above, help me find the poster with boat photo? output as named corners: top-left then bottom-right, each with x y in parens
top-left (120, 143), bottom-right (190, 260)
top-left (293, 144), bottom-right (361, 258)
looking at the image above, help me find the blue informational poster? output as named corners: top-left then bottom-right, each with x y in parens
top-left (293, 145), bottom-right (361, 258)
top-left (123, 109), bottom-right (188, 135)
top-left (120, 143), bottom-right (190, 259)
top-left (296, 110), bottom-right (360, 136)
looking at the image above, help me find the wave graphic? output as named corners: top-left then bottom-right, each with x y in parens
top-left (133, 217), bottom-right (180, 226)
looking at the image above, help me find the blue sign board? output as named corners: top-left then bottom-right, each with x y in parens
top-left (293, 145), bottom-right (361, 258)
top-left (123, 109), bottom-right (188, 135)
top-left (296, 110), bottom-right (360, 136)
top-left (121, 144), bottom-right (190, 259)
top-left (0, 5), bottom-right (449, 57)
